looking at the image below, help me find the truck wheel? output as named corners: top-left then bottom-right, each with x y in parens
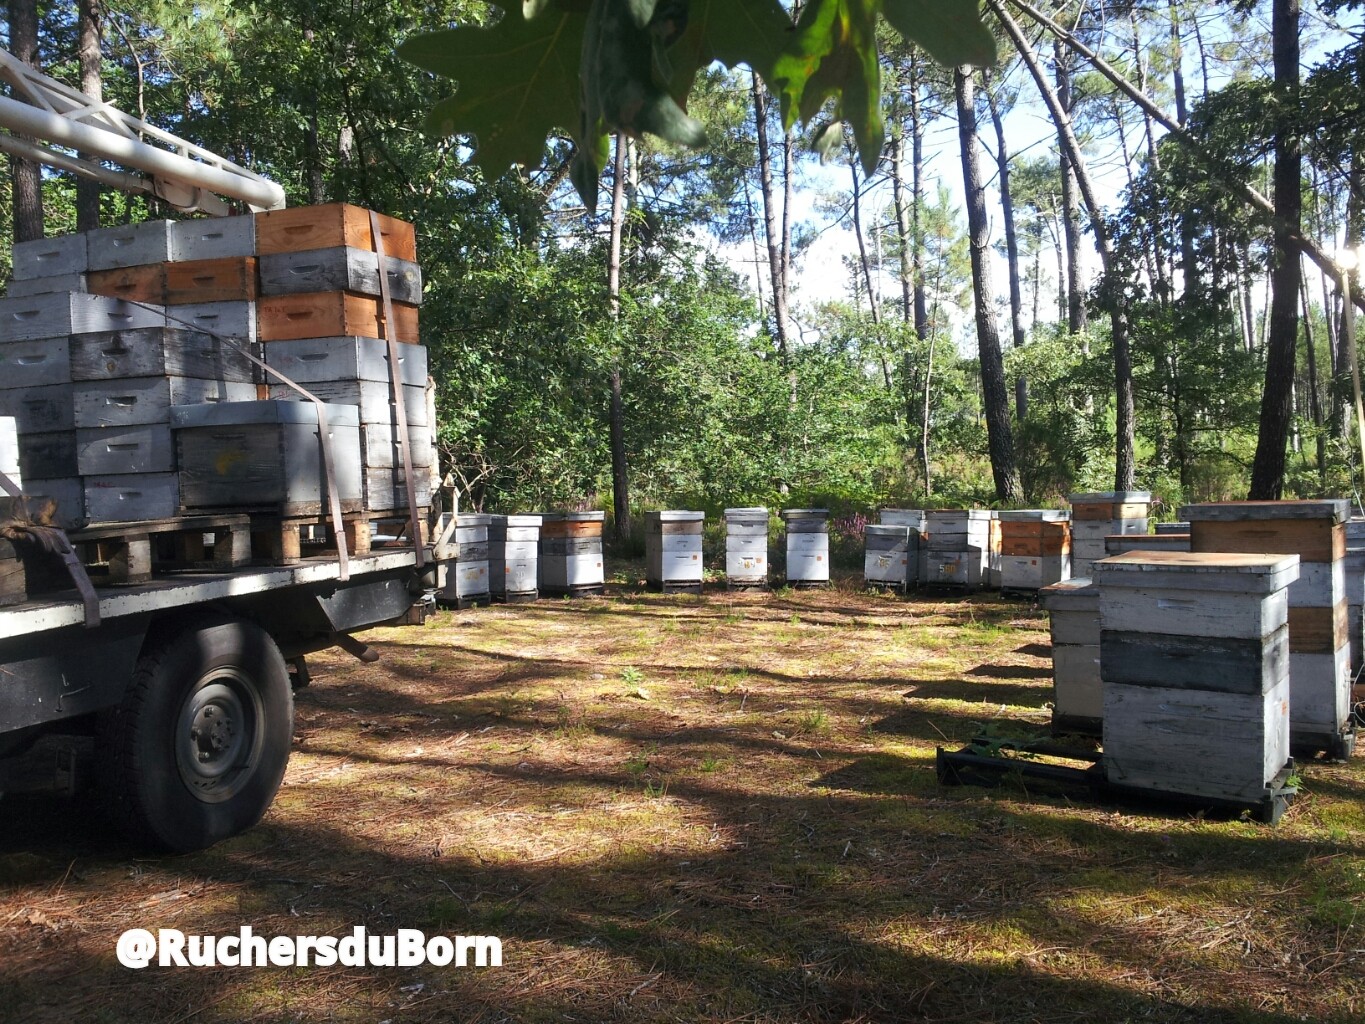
top-left (100, 616), bottom-right (293, 853)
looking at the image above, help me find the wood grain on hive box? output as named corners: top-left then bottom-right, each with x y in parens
top-left (74, 377), bottom-right (257, 428)
top-left (257, 291), bottom-right (419, 343)
top-left (259, 247), bottom-right (423, 305)
top-left (164, 258), bottom-right (258, 304)
top-left (0, 337), bottom-right (72, 388)
top-left (75, 424), bottom-right (175, 475)
top-left (17, 431), bottom-right (76, 479)
top-left (261, 335), bottom-right (428, 386)
top-left (267, 380), bottom-right (428, 426)
top-left (0, 384), bottom-right (76, 433)
top-left (86, 263), bottom-right (167, 303)
top-left (0, 293), bottom-right (165, 341)
top-left (83, 472), bottom-right (179, 523)
top-left (254, 204), bottom-right (417, 260)
top-left (170, 216), bottom-right (256, 261)
top-left (7, 273), bottom-right (87, 297)
top-left (1100, 628), bottom-right (1289, 694)
top-left (85, 221), bottom-right (175, 271)
top-left (12, 234), bottom-right (87, 279)
top-left (70, 328), bottom-right (256, 382)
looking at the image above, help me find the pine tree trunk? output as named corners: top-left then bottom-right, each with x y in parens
top-left (751, 75), bottom-right (794, 359)
top-left (890, 125), bottom-right (914, 326)
top-left (607, 134), bottom-right (630, 542)
top-left (1054, 39), bottom-right (1086, 335)
top-left (1248, 0), bottom-right (1302, 500)
top-left (9, 0), bottom-right (44, 243)
top-left (985, 70), bottom-right (1028, 421)
top-left (909, 53), bottom-right (930, 340)
top-left (1302, 278), bottom-right (1328, 487)
top-left (956, 67), bottom-right (1022, 503)
top-left (76, 0), bottom-right (103, 231)
top-left (1169, 0), bottom-right (1199, 293)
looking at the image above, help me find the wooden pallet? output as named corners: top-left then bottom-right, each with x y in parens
top-left (249, 508), bottom-right (430, 565)
top-left (64, 514), bottom-right (253, 585)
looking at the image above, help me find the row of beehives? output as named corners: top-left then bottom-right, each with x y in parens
top-left (433, 507), bottom-right (843, 607)
top-left (1043, 501), bottom-right (1359, 786)
top-left (861, 492), bottom-right (1160, 593)
top-left (0, 204), bottom-right (431, 526)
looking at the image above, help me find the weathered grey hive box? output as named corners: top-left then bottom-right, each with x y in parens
top-left (362, 463), bottom-right (433, 512)
top-left (780, 509), bottom-right (829, 586)
top-left (262, 336), bottom-right (428, 386)
top-left (1070, 490), bottom-right (1151, 578)
top-left (69, 327), bottom-right (256, 382)
top-left (85, 220), bottom-right (175, 270)
top-left (490, 514), bottom-right (541, 602)
top-left (724, 507), bottom-right (768, 587)
top-left (259, 247), bottom-right (424, 306)
top-left (1181, 499), bottom-right (1354, 759)
top-left (1095, 550), bottom-right (1300, 804)
top-left (75, 376), bottom-right (257, 429)
top-left (84, 471), bottom-right (179, 524)
top-left (879, 509), bottom-right (926, 530)
top-left (12, 233), bottom-right (87, 279)
top-left (439, 513), bottom-right (491, 607)
top-left (864, 524), bottom-right (915, 590)
top-left (76, 424), bottom-right (174, 476)
top-left (539, 511), bottom-right (605, 594)
top-left (1155, 521), bottom-right (1190, 535)
top-left (997, 510), bottom-right (1071, 591)
top-left (171, 400), bottom-right (362, 516)
top-left (268, 379), bottom-right (428, 427)
top-left (18, 476), bottom-right (83, 529)
top-left (924, 509), bottom-right (992, 588)
top-left (645, 510), bottom-right (704, 592)
top-left (7, 273), bottom-right (88, 298)
top-left (359, 422), bottom-right (435, 471)
top-left (0, 416), bottom-right (20, 486)
top-left (170, 215), bottom-right (256, 262)
top-left (0, 336), bottom-right (72, 388)
top-left (0, 292), bottom-right (165, 341)
top-left (166, 300), bottom-right (256, 340)
top-left (18, 431), bottom-right (76, 479)
top-left (1347, 518), bottom-right (1365, 676)
top-left (1040, 577), bottom-right (1100, 736)
top-left (0, 384), bottom-right (76, 433)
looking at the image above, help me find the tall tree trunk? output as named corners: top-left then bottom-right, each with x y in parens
top-left (8, 0), bottom-right (44, 243)
top-left (1054, 39), bottom-right (1086, 335)
top-left (751, 75), bottom-right (794, 359)
top-left (1168, 0), bottom-right (1199, 293)
top-left (890, 123), bottom-right (913, 326)
top-left (1248, 0), bottom-right (1302, 500)
top-left (994, 0), bottom-right (1135, 489)
top-left (607, 134), bottom-right (630, 543)
top-left (985, 70), bottom-right (1028, 421)
top-left (956, 66), bottom-right (1022, 503)
top-left (910, 56), bottom-right (929, 339)
top-left (76, 0), bottom-right (103, 231)
top-left (1302, 278), bottom-right (1328, 487)
top-left (850, 160), bottom-right (880, 327)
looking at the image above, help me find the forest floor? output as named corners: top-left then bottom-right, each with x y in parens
top-left (2, 566), bottom-right (1364, 1023)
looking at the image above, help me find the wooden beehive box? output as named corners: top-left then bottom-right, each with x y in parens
top-left (76, 424), bottom-right (175, 476)
top-left (725, 507), bottom-right (769, 586)
top-left (266, 379), bottom-right (427, 427)
top-left (166, 300), bottom-right (257, 340)
top-left (259, 247), bottom-right (423, 306)
top-left (0, 336), bottom-right (72, 389)
top-left (645, 510), bottom-right (704, 588)
top-left (70, 327), bottom-right (256, 382)
top-left (87, 263), bottom-right (167, 303)
top-left (171, 400), bottom-right (363, 516)
top-left (538, 512), bottom-right (605, 593)
top-left (0, 292), bottom-right (165, 341)
top-left (170, 216), bottom-right (256, 261)
top-left (86, 220), bottom-right (175, 270)
top-left (1070, 490), bottom-right (1152, 577)
top-left (865, 523), bottom-right (915, 589)
top-left (83, 472), bottom-right (179, 523)
top-left (997, 510), bottom-right (1071, 591)
top-left (1103, 533), bottom-right (1190, 556)
top-left (1181, 499), bottom-right (1353, 756)
top-left (261, 335), bottom-right (428, 386)
top-left (164, 257), bottom-right (258, 304)
top-left (489, 514), bottom-right (541, 600)
top-left (1040, 577), bottom-right (1100, 736)
top-left (255, 203), bottom-right (417, 260)
top-left (781, 508), bottom-right (830, 585)
top-left (12, 233), bottom-right (87, 279)
top-left (74, 376), bottom-right (257, 429)
top-left (20, 431), bottom-right (77, 479)
top-left (257, 291), bottom-right (419, 344)
top-left (0, 385), bottom-right (76, 434)
top-left (1095, 550), bottom-right (1299, 803)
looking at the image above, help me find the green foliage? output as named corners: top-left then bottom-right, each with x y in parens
top-left (400, 0), bottom-right (995, 206)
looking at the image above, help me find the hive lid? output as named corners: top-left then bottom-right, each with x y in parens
top-left (645, 510), bottom-right (704, 522)
top-left (542, 510), bottom-right (606, 522)
top-left (925, 508), bottom-right (994, 521)
top-left (1154, 522), bottom-right (1190, 535)
top-left (169, 399), bottom-right (359, 428)
top-left (1179, 499), bottom-right (1350, 525)
top-left (490, 514), bottom-right (542, 527)
top-left (866, 524), bottom-right (911, 537)
top-left (1069, 491), bottom-right (1152, 503)
top-left (456, 513), bottom-right (492, 527)
top-left (996, 509), bottom-right (1071, 523)
top-left (1093, 550), bottom-right (1300, 593)
top-left (724, 506), bottom-right (768, 520)
top-left (1039, 576), bottom-right (1096, 610)
top-left (780, 508), bottom-right (829, 519)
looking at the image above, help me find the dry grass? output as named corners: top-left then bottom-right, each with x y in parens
top-left (1, 569), bottom-right (1363, 1023)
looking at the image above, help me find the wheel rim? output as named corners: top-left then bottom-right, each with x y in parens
top-left (175, 669), bottom-right (265, 804)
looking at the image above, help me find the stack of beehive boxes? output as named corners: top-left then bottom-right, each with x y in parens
top-left (724, 507), bottom-right (768, 588)
top-left (0, 204), bottom-right (430, 530)
top-left (539, 511), bottom-right (606, 596)
top-left (439, 513), bottom-right (491, 608)
top-left (1069, 491), bottom-right (1151, 577)
top-left (1347, 518), bottom-right (1365, 677)
top-left (255, 206), bottom-right (429, 514)
top-left (874, 509), bottom-right (924, 588)
top-left (997, 510), bottom-right (1071, 591)
top-left (489, 514), bottom-right (541, 603)
top-left (864, 523), bottom-right (915, 591)
top-left (1182, 500), bottom-right (1355, 759)
top-left (1103, 532), bottom-right (1190, 556)
top-left (923, 510), bottom-right (991, 588)
top-left (1040, 576), bottom-right (1100, 736)
top-left (780, 509), bottom-right (830, 587)
top-left (645, 510), bottom-right (704, 593)
top-left (1095, 551), bottom-right (1299, 809)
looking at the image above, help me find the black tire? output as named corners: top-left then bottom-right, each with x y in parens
top-left (99, 616), bottom-right (293, 853)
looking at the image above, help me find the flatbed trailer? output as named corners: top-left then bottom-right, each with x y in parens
top-left (0, 549), bottom-right (430, 852)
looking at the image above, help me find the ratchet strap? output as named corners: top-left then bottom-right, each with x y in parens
top-left (0, 470), bottom-right (101, 627)
top-left (369, 209), bottom-right (426, 568)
